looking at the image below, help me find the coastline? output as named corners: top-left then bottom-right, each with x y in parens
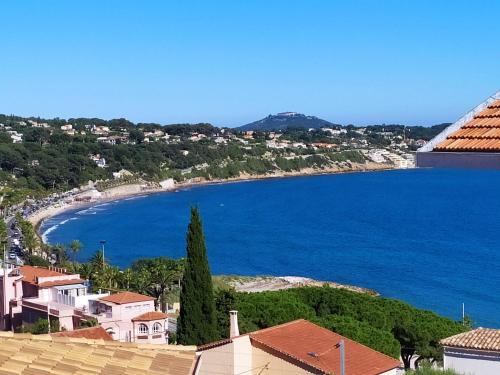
top-left (214, 275), bottom-right (379, 296)
top-left (32, 162), bottom-right (396, 240)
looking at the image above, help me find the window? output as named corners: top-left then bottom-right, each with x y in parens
top-left (152, 322), bottom-right (162, 333)
top-left (138, 324), bottom-right (148, 334)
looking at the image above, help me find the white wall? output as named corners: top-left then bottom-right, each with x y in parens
top-left (444, 347), bottom-right (500, 375)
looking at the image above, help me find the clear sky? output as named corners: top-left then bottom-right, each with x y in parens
top-left (1, 1), bottom-right (499, 127)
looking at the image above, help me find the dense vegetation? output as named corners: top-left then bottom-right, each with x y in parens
top-left (0, 112), bottom-right (444, 207)
top-left (214, 286), bottom-right (466, 367)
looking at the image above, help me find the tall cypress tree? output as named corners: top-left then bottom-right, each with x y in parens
top-left (177, 207), bottom-right (218, 345)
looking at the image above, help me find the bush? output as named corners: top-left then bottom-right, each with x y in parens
top-left (22, 318), bottom-right (60, 334)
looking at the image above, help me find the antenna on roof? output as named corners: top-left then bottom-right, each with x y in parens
top-left (308, 340), bottom-right (345, 375)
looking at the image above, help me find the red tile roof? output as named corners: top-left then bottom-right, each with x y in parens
top-left (440, 328), bottom-right (500, 351)
top-left (249, 320), bottom-right (400, 375)
top-left (132, 311), bottom-right (169, 321)
top-left (38, 278), bottom-right (85, 288)
top-left (198, 320), bottom-right (400, 375)
top-left (20, 266), bottom-right (67, 285)
top-left (435, 99), bottom-right (500, 151)
top-left (99, 291), bottom-right (154, 305)
top-left (51, 326), bottom-right (114, 341)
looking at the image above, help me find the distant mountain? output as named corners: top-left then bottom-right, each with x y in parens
top-left (238, 112), bottom-right (336, 131)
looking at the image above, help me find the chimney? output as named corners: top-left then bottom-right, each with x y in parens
top-left (229, 310), bottom-right (240, 338)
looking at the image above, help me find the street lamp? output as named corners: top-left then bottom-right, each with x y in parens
top-left (99, 240), bottom-right (106, 268)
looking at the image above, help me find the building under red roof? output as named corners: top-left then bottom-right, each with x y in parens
top-left (197, 319), bottom-right (400, 375)
top-left (417, 91), bottom-right (500, 169)
top-left (250, 320), bottom-right (400, 375)
top-left (19, 266), bottom-right (68, 285)
top-left (132, 311), bottom-right (169, 322)
top-left (99, 291), bottom-right (155, 305)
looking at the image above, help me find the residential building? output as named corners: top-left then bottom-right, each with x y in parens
top-left (92, 291), bottom-right (169, 344)
top-left (441, 328), bottom-right (500, 375)
top-left (0, 265), bottom-right (172, 345)
top-left (196, 315), bottom-right (401, 375)
top-left (92, 125), bottom-right (110, 135)
top-left (0, 331), bottom-right (196, 375)
top-left (417, 90), bottom-right (500, 169)
top-left (112, 169), bottom-right (133, 179)
top-left (89, 153), bottom-right (107, 167)
top-left (7, 130), bottom-right (23, 143)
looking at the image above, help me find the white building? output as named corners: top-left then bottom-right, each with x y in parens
top-left (7, 130), bottom-right (23, 143)
top-left (441, 328), bottom-right (500, 375)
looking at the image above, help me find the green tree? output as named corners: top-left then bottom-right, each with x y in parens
top-left (177, 207), bottom-right (218, 345)
top-left (129, 129), bottom-right (145, 144)
top-left (131, 257), bottom-right (183, 312)
top-left (69, 239), bottom-right (83, 266)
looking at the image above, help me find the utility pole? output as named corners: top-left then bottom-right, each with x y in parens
top-left (47, 301), bottom-right (51, 334)
top-left (100, 240), bottom-right (106, 269)
top-left (462, 303), bottom-right (465, 325)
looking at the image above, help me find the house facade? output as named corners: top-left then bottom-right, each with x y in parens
top-left (441, 328), bottom-right (500, 375)
top-left (0, 264), bottom-right (172, 344)
top-left (91, 291), bottom-right (169, 343)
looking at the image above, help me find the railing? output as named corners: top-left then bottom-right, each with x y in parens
top-left (55, 293), bottom-right (75, 307)
top-left (22, 299), bottom-right (60, 316)
top-left (135, 332), bottom-right (166, 341)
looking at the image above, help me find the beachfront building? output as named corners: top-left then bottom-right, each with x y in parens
top-left (195, 314), bottom-right (401, 375)
top-left (441, 328), bottom-right (500, 375)
top-left (0, 265), bottom-right (172, 344)
top-left (417, 90), bottom-right (500, 169)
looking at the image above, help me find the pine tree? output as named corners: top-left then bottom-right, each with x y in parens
top-left (177, 207), bottom-right (218, 345)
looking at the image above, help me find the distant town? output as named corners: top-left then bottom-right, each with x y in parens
top-left (0, 112), bottom-right (447, 193)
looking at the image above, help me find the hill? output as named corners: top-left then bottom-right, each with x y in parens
top-left (238, 112), bottom-right (336, 131)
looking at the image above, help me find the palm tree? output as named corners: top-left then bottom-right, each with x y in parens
top-left (120, 268), bottom-right (134, 290)
top-left (69, 240), bottom-right (83, 267)
top-left (131, 257), bottom-right (184, 312)
top-left (52, 244), bottom-right (68, 265)
top-left (89, 249), bottom-right (106, 270)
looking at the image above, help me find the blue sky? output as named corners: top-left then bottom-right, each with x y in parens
top-left (1, 1), bottom-right (499, 127)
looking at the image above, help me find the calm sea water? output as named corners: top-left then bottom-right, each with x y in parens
top-left (41, 169), bottom-right (500, 327)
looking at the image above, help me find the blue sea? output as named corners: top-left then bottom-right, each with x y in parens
top-left (41, 169), bottom-right (500, 327)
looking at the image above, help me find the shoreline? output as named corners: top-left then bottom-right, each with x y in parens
top-left (32, 162), bottom-right (397, 240)
top-left (214, 275), bottom-right (379, 296)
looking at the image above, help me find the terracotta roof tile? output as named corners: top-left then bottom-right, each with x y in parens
top-left (37, 279), bottom-right (85, 288)
top-left (435, 98), bottom-right (500, 152)
top-left (441, 328), bottom-right (500, 351)
top-left (249, 320), bottom-right (400, 375)
top-left (0, 332), bottom-right (196, 375)
top-left (132, 311), bottom-right (169, 322)
top-left (99, 291), bottom-right (154, 305)
top-left (51, 326), bottom-right (113, 341)
top-left (20, 266), bottom-right (67, 285)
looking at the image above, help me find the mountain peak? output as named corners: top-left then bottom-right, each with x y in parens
top-left (238, 112), bottom-right (335, 131)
